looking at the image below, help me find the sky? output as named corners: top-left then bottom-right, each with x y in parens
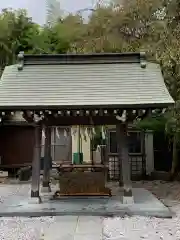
top-left (0, 0), bottom-right (95, 24)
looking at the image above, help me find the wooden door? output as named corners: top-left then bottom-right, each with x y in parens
top-left (0, 126), bottom-right (35, 167)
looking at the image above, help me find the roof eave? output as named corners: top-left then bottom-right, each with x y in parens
top-left (0, 102), bottom-right (174, 110)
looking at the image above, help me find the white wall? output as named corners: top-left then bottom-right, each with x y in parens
top-left (145, 130), bottom-right (154, 175)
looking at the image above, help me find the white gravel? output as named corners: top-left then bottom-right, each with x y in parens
top-left (0, 217), bottom-right (55, 240)
top-left (103, 181), bottom-right (180, 240)
top-left (103, 211), bottom-right (180, 240)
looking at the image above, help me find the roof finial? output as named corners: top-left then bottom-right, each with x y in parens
top-left (140, 52), bottom-right (146, 68)
top-left (17, 51), bottom-right (24, 70)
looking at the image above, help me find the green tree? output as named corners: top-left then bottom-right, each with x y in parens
top-left (1, 1), bottom-right (180, 176)
top-left (0, 8), bottom-right (43, 67)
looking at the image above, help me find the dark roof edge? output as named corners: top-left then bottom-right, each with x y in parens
top-left (17, 52), bottom-right (146, 70)
top-left (0, 102), bottom-right (174, 111)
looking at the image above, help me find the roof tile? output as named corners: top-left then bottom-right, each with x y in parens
top-left (0, 54), bottom-right (174, 109)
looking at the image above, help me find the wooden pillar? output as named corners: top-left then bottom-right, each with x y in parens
top-left (141, 130), bottom-right (146, 178)
top-left (116, 123), bottom-right (134, 204)
top-left (31, 125), bottom-right (42, 202)
top-left (42, 126), bottom-right (52, 192)
top-left (116, 124), bottom-right (123, 187)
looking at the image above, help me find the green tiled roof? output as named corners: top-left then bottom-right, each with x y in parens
top-left (0, 53), bottom-right (174, 109)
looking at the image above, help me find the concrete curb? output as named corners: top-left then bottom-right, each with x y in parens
top-left (0, 209), bottom-right (173, 218)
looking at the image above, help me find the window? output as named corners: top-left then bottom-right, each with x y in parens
top-left (128, 131), bottom-right (142, 154)
top-left (109, 131), bottom-right (117, 153)
top-left (108, 130), bottom-right (142, 154)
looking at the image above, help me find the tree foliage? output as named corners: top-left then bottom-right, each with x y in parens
top-left (0, 1), bottom-right (180, 175)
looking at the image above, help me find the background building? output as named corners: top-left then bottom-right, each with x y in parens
top-left (46, 0), bottom-right (61, 25)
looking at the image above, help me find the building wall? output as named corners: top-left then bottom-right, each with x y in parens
top-left (0, 125), bottom-right (35, 167)
top-left (45, 125), bottom-right (155, 176)
top-left (41, 126), bottom-right (91, 164)
top-left (41, 126), bottom-right (72, 163)
top-left (106, 126), bottom-right (155, 178)
top-left (0, 112), bottom-right (35, 167)
top-left (46, 0), bottom-right (61, 25)
top-left (0, 110), bottom-right (154, 175)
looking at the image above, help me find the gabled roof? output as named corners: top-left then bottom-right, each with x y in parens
top-left (0, 52), bottom-right (174, 109)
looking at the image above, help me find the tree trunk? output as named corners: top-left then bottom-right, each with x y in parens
top-left (171, 133), bottom-right (178, 179)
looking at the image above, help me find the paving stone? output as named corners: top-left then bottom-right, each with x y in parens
top-left (0, 184), bottom-right (172, 218)
top-left (76, 216), bottom-right (103, 235)
top-left (78, 216), bottom-right (103, 224)
top-left (41, 216), bottom-right (78, 239)
top-left (74, 234), bottom-right (102, 240)
top-left (44, 233), bottom-right (74, 240)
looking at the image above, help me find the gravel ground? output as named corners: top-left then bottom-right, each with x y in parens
top-left (0, 217), bottom-right (55, 240)
top-left (103, 213), bottom-right (180, 240)
top-left (0, 180), bottom-right (180, 240)
top-left (104, 181), bottom-right (180, 240)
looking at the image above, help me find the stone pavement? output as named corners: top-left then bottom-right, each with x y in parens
top-left (0, 181), bottom-right (179, 240)
top-left (42, 216), bottom-right (103, 240)
top-left (0, 183), bottom-right (172, 218)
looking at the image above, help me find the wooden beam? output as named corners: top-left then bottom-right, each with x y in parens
top-left (39, 109), bottom-right (153, 126)
top-left (2, 108), bottom-right (163, 126)
top-left (42, 116), bottom-right (121, 126)
top-left (42, 126), bottom-right (52, 192)
top-left (2, 107), bottom-right (163, 124)
top-left (31, 125), bottom-right (42, 202)
top-left (116, 124), bottom-right (123, 187)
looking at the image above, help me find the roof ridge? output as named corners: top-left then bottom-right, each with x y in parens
top-left (17, 52), bottom-right (146, 70)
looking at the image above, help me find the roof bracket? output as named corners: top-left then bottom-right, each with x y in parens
top-left (140, 52), bottom-right (146, 68)
top-left (17, 51), bottom-right (24, 71)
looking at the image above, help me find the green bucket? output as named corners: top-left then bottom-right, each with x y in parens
top-left (73, 152), bottom-right (83, 164)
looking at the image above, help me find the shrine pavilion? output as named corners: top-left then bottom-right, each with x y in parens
top-left (0, 52), bottom-right (174, 203)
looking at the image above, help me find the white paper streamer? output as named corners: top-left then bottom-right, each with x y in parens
top-left (116, 110), bottom-right (127, 122)
top-left (92, 127), bottom-right (96, 135)
top-left (101, 126), bottom-right (106, 140)
top-left (56, 127), bottom-right (60, 139)
top-left (64, 129), bottom-right (67, 137)
top-left (42, 128), bottom-right (46, 139)
top-left (80, 127), bottom-right (86, 141)
top-left (87, 127), bottom-right (92, 139)
top-left (34, 114), bottom-right (41, 123)
top-left (121, 110), bottom-right (126, 122)
top-left (97, 145), bottom-right (101, 152)
top-left (85, 127), bottom-right (88, 138)
top-left (72, 126), bottom-right (77, 138)
top-left (70, 127), bottom-right (74, 137)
